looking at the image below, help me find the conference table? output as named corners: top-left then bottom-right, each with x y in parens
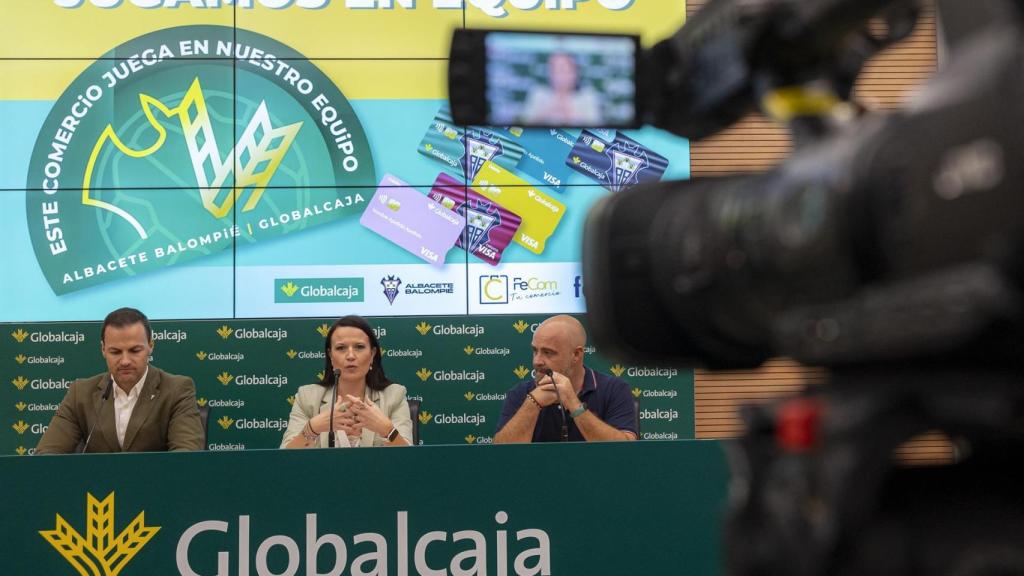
top-left (1, 440), bottom-right (728, 576)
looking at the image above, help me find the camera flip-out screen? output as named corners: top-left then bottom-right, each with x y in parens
top-left (450, 29), bottom-right (642, 128)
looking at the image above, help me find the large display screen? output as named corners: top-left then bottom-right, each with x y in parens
top-left (0, 1), bottom-right (689, 322)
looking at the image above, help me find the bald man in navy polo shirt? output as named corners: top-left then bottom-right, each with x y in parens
top-left (495, 315), bottom-right (637, 443)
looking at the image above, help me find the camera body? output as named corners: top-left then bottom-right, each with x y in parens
top-left (448, 0), bottom-right (1024, 574)
top-left (583, 22), bottom-right (1024, 369)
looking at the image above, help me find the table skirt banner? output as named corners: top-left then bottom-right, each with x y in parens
top-left (0, 440), bottom-right (728, 576)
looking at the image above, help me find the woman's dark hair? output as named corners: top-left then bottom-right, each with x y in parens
top-left (319, 315), bottom-right (391, 391)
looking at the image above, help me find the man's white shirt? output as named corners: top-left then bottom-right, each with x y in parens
top-left (112, 367), bottom-right (148, 447)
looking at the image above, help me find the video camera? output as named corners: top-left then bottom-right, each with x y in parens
top-left (449, 0), bottom-right (1024, 574)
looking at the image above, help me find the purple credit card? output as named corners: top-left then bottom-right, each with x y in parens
top-left (428, 173), bottom-right (523, 266)
top-left (359, 174), bottom-right (464, 267)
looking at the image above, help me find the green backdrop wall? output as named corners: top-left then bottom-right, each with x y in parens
top-left (3, 315), bottom-right (694, 454)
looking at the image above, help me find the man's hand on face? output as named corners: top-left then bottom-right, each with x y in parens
top-left (532, 370), bottom-right (578, 409)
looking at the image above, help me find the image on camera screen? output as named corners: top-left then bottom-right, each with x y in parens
top-left (484, 32), bottom-right (637, 128)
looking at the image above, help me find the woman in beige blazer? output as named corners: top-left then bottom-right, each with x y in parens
top-left (281, 315), bottom-right (413, 448)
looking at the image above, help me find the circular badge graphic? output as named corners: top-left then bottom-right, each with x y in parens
top-left (26, 26), bottom-right (375, 295)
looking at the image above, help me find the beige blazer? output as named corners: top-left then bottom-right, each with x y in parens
top-left (281, 382), bottom-right (413, 448)
top-left (35, 366), bottom-right (205, 454)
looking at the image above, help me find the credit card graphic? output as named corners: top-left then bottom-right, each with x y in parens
top-left (566, 130), bottom-right (669, 192)
top-left (359, 174), bottom-right (463, 266)
top-left (418, 105), bottom-right (523, 180)
top-left (471, 162), bottom-right (565, 255)
top-left (503, 127), bottom-right (575, 192)
top-left (428, 172), bottom-right (523, 266)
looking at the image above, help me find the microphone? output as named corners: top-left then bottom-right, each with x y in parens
top-left (541, 368), bottom-right (569, 442)
top-left (328, 368), bottom-right (340, 447)
top-left (79, 377), bottom-right (113, 454)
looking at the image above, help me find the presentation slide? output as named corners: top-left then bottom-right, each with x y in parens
top-left (0, 0), bottom-right (689, 322)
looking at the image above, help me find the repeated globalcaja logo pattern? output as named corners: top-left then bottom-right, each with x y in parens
top-left (1, 315), bottom-right (694, 453)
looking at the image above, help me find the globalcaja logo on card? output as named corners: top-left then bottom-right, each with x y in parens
top-left (568, 130), bottom-right (669, 193)
top-left (26, 26), bottom-right (374, 295)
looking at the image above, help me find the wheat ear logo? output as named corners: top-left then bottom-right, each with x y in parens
top-left (217, 415), bottom-right (235, 430)
top-left (418, 411), bottom-right (432, 425)
top-left (195, 351), bottom-right (207, 361)
top-left (216, 326), bottom-right (233, 340)
top-left (286, 349), bottom-right (298, 359)
top-left (316, 371), bottom-right (325, 382)
top-left (40, 492), bottom-right (159, 576)
top-left (463, 345), bottom-right (475, 355)
top-left (12, 376), bottom-right (29, 391)
top-left (11, 329), bottom-right (29, 343)
top-left (286, 395), bottom-right (296, 406)
top-left (82, 77), bottom-right (301, 238)
top-left (416, 368), bottom-right (433, 382)
top-left (464, 434), bottom-right (477, 444)
top-left (16, 446), bottom-right (27, 456)
top-left (464, 391), bottom-right (475, 401)
top-left (512, 320), bottom-right (529, 334)
top-left (16, 401), bottom-right (27, 412)
top-left (12, 420), bottom-right (29, 435)
top-left (513, 365), bottom-right (531, 379)
top-left (610, 364), bottom-right (627, 377)
top-left (15, 354), bottom-right (27, 364)
top-left (316, 324), bottom-right (330, 338)
top-left (280, 282), bottom-right (299, 297)
top-left (216, 372), bottom-right (233, 386)
top-left (632, 387), bottom-right (642, 398)
top-left (197, 398), bottom-right (208, 407)
top-left (415, 322), bottom-right (432, 336)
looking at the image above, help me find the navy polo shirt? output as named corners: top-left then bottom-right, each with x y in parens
top-left (496, 367), bottom-right (637, 442)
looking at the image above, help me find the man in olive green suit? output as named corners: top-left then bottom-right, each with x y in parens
top-left (35, 308), bottom-right (204, 454)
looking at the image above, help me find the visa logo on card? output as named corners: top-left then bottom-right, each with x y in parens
top-left (359, 174), bottom-right (463, 267)
top-left (471, 162), bottom-right (566, 255)
top-left (503, 127), bottom-right (575, 192)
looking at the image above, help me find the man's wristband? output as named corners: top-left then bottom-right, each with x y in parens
top-left (525, 392), bottom-right (542, 410)
top-left (569, 403), bottom-right (588, 419)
